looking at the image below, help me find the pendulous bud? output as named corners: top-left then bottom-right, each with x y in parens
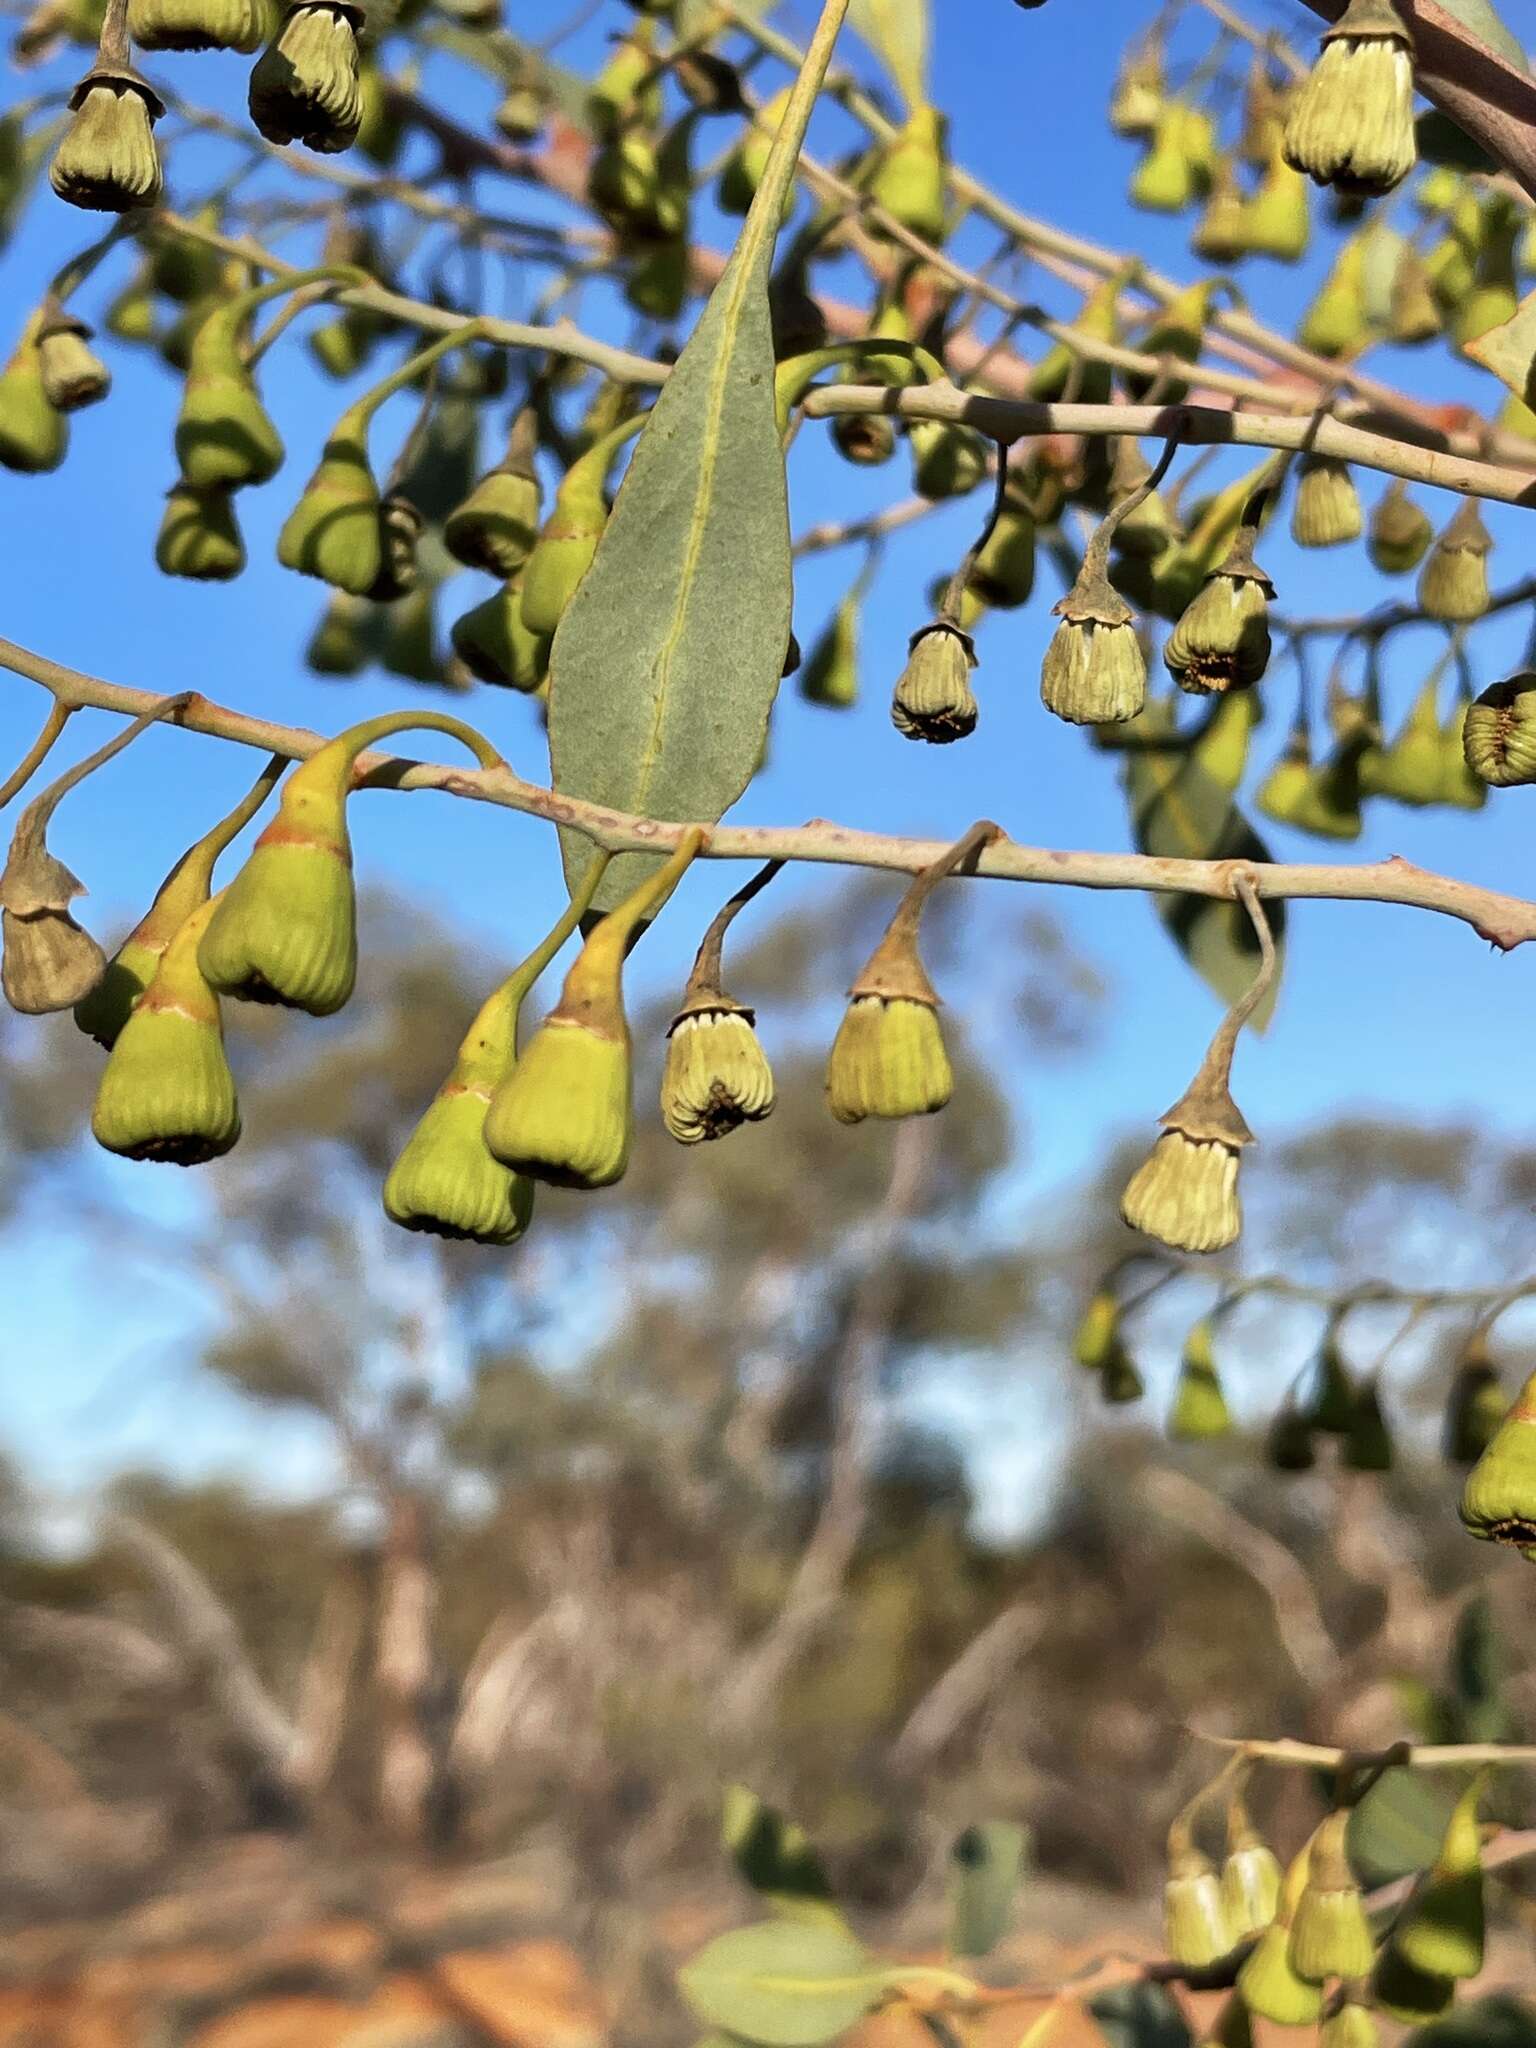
top-left (1291, 455), bottom-right (1362, 549)
top-left (1222, 1802), bottom-right (1283, 1941)
top-left (155, 478), bottom-right (245, 581)
top-left (1237, 1843), bottom-right (1323, 2026)
top-left (890, 621), bottom-right (978, 743)
top-left (249, 0), bottom-right (364, 153)
top-left (443, 411), bottom-right (542, 577)
top-left (1392, 1774), bottom-right (1485, 1982)
top-left (50, 67), bottom-right (163, 212)
top-left (1321, 2002), bottom-right (1379, 2048)
top-left (868, 104), bottom-right (947, 245)
top-left (1164, 528), bottom-right (1275, 696)
top-left (1458, 1366), bottom-right (1536, 1557)
top-left (1288, 1810), bottom-right (1376, 1984)
top-left (365, 490), bottom-right (422, 603)
top-left (1443, 1329), bottom-right (1507, 1465)
top-left (1041, 551), bottom-right (1146, 728)
top-left (662, 1001), bottom-right (775, 1144)
top-left (384, 1083), bottom-right (534, 1244)
top-left (1121, 1081), bottom-right (1250, 1255)
top-left (0, 324), bottom-right (67, 474)
top-left (825, 994), bottom-right (951, 1125)
top-left (1163, 1830), bottom-right (1232, 1970)
top-left (130, 0), bottom-right (264, 51)
top-left (1169, 1317), bottom-right (1232, 1440)
top-left (276, 423), bottom-right (380, 595)
top-left (36, 310), bottom-right (109, 411)
top-left (1370, 1943), bottom-right (1455, 2025)
top-left (91, 894), bottom-right (241, 1165)
top-left (1072, 1290), bottom-right (1124, 1372)
top-left (1368, 480), bottom-right (1432, 574)
top-left (449, 579), bottom-right (550, 692)
top-left (175, 297), bottom-right (284, 491)
top-left (1462, 673), bottom-right (1536, 788)
top-left (1283, 0), bottom-right (1416, 198)
top-left (1418, 498), bottom-right (1491, 625)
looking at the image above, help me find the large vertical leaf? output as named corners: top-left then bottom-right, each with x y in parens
top-left (849, 0), bottom-right (928, 112)
top-left (548, 3), bottom-right (852, 911)
top-left (1119, 700), bottom-right (1286, 1023)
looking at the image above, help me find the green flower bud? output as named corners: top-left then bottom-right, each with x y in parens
top-left (1390, 246), bottom-right (1442, 342)
top-left (1222, 1813), bottom-right (1283, 1941)
top-left (1030, 274), bottom-right (1120, 406)
top-left (1108, 437), bottom-right (1178, 559)
top-left (1438, 700), bottom-right (1488, 811)
top-left (494, 80), bottom-right (547, 144)
top-left (1393, 1774), bottom-right (1485, 1981)
top-left (0, 325), bottom-right (66, 474)
top-left (444, 414), bottom-right (541, 577)
top-left (587, 22), bottom-right (661, 140)
top-left (661, 1002), bottom-right (775, 1144)
top-left (1344, 1377), bottom-right (1394, 1471)
top-left (276, 427), bottom-right (380, 595)
top-left (1130, 106), bottom-right (1195, 214)
top-left (1462, 673), bottom-right (1536, 787)
top-left (1237, 1844), bottom-right (1324, 2025)
top-left (1164, 533), bottom-right (1275, 697)
top-left (1169, 1317), bottom-right (1231, 1440)
top-left (305, 590), bottom-right (369, 675)
top-left (800, 592), bottom-right (860, 709)
top-left (891, 621), bottom-right (978, 743)
top-left (1110, 49), bottom-right (1164, 139)
top-left (50, 69), bottom-right (163, 212)
top-left (130, 0), bottom-right (264, 52)
top-left (1191, 159), bottom-right (1249, 266)
top-left (1284, 0), bottom-right (1416, 198)
top-left (1459, 1365), bottom-right (1536, 1554)
top-left (90, 894), bottom-right (240, 1165)
top-left (155, 478), bottom-right (245, 581)
top-left (1300, 235), bottom-right (1371, 357)
top-left (484, 833), bottom-right (702, 1190)
top-left (1370, 1943), bottom-right (1455, 2024)
top-left (1288, 1810), bottom-right (1376, 1984)
top-left (1072, 1291), bottom-right (1122, 1372)
top-left (1266, 1399), bottom-right (1317, 1473)
top-left (825, 995), bottom-right (951, 1125)
top-left (1100, 1351), bottom-right (1145, 1405)
top-left (1164, 1834), bottom-right (1232, 1969)
top-left (909, 418), bottom-right (988, 501)
top-left (869, 104), bottom-right (947, 245)
top-left (37, 311), bottom-right (109, 411)
top-left (1041, 548), bottom-right (1146, 728)
top-left (1238, 149), bottom-right (1310, 262)
top-left (365, 491), bottom-right (422, 604)
top-left (589, 130), bottom-right (667, 239)
top-left (831, 410), bottom-right (897, 468)
top-left (1418, 500), bottom-right (1491, 625)
top-left (718, 86), bottom-right (792, 216)
top-left (175, 300), bottom-right (284, 491)
top-left (1368, 480), bottom-right (1432, 573)
top-left (1121, 1128), bottom-right (1246, 1256)
top-left (1321, 2001), bottom-right (1379, 2048)
top-left (1291, 455), bottom-right (1363, 549)
top-left (450, 578), bottom-right (550, 692)
top-left (1443, 1331), bottom-right (1507, 1465)
top-left (385, 1083), bottom-right (535, 1245)
top-left (519, 444), bottom-right (618, 638)
top-left (1362, 675), bottom-right (1442, 806)
top-left (1255, 728), bottom-right (1314, 827)
top-left (377, 586), bottom-right (439, 684)
top-left (105, 271), bottom-right (159, 345)
top-left (249, 1), bottom-right (363, 154)
top-left (969, 496), bottom-right (1035, 608)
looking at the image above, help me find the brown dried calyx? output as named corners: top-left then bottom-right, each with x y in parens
top-left (0, 695), bottom-right (191, 1015)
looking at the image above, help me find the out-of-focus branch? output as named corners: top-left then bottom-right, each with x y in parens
top-left (889, 1599), bottom-right (1045, 1774)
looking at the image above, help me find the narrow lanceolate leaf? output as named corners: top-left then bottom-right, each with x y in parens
top-left (1464, 286), bottom-right (1536, 402)
top-left (548, 0), bottom-right (853, 911)
top-left (678, 1921), bottom-right (885, 2048)
top-left (1432, 0), bottom-right (1528, 77)
top-left (849, 0), bottom-right (929, 113)
top-left (1121, 699), bottom-right (1286, 1024)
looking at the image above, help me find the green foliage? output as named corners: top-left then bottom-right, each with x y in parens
top-left (946, 1819), bottom-right (1028, 1957)
top-left (677, 1921), bottom-right (884, 2046)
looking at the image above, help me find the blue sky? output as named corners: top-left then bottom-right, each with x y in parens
top-left (2, 0), bottom-right (1535, 1516)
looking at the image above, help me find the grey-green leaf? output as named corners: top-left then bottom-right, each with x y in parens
top-left (1431, 0), bottom-right (1527, 76)
top-left (947, 1821), bottom-right (1028, 1958)
top-left (678, 1922), bottom-right (884, 2048)
top-left (547, 5), bottom-right (851, 910)
top-left (849, 0), bottom-right (929, 112)
top-left (1121, 700), bottom-right (1286, 1025)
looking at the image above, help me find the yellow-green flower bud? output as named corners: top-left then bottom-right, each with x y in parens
top-left (1072, 1290), bottom-right (1122, 1372)
top-left (1108, 437), bottom-right (1178, 559)
top-left (1041, 549), bottom-right (1146, 727)
top-left (1443, 1332), bottom-right (1506, 1465)
top-left (718, 86), bottom-right (792, 216)
top-left (105, 271), bottom-right (159, 345)
top-left (1239, 150), bottom-right (1310, 262)
top-left (1459, 1365), bottom-right (1536, 1555)
top-left (1191, 159), bottom-right (1248, 266)
top-left (0, 327), bottom-right (66, 474)
top-left (50, 70), bottom-right (163, 213)
top-left (444, 415), bottom-right (541, 577)
top-left (37, 312), bottom-right (109, 411)
top-left (1291, 455), bottom-right (1362, 548)
top-left (1362, 673), bottom-right (1440, 805)
top-left (494, 80), bottom-right (546, 143)
top-left (1121, 1131), bottom-right (1244, 1256)
top-left (91, 895), bottom-right (240, 1166)
top-left (249, 1), bottom-right (363, 153)
top-left (306, 590), bottom-right (369, 675)
top-left (1300, 236), bottom-right (1370, 357)
top-left (661, 1002), bottom-right (775, 1144)
top-left (800, 593), bottom-right (860, 709)
top-left (276, 428), bottom-right (380, 595)
top-left (1368, 480), bottom-right (1432, 573)
top-left (1288, 1810), bottom-right (1376, 1984)
top-left (1344, 1376), bottom-right (1394, 1471)
top-left (825, 995), bottom-right (952, 1125)
top-left (1462, 672), bottom-right (1536, 787)
top-left (1169, 1317), bottom-right (1231, 1440)
top-left (1163, 1835), bottom-right (1232, 1969)
top-left (130, 0), bottom-right (264, 51)
top-left (520, 448), bottom-right (616, 638)
top-left (969, 496), bottom-right (1036, 608)
top-left (1110, 50), bottom-right (1163, 139)
top-left (891, 621), bottom-right (978, 743)
top-left (1237, 1844), bottom-right (1324, 2026)
top-left (366, 491), bottom-right (422, 604)
top-left (869, 104), bottom-right (947, 245)
top-left (909, 418), bottom-right (988, 502)
top-left (1370, 1943), bottom-right (1455, 2024)
top-left (1390, 246), bottom-right (1441, 342)
top-left (1130, 105), bottom-right (1195, 214)
top-left (1164, 535), bottom-right (1274, 696)
top-left (175, 300), bottom-right (284, 491)
top-left (589, 129), bottom-right (666, 239)
top-left (385, 1083), bottom-right (534, 1244)
top-left (156, 478), bottom-right (245, 581)
top-left (1321, 2001), bottom-right (1379, 2048)
top-left (1100, 1351), bottom-right (1145, 1405)
top-left (587, 23), bottom-right (661, 140)
top-left (484, 833), bottom-right (702, 1190)
top-left (1284, 0), bottom-right (1416, 197)
top-left (1418, 499), bottom-right (1491, 625)
top-left (1222, 1815), bottom-right (1283, 1941)
top-left (449, 579), bottom-right (550, 692)
top-left (1438, 700), bottom-right (1487, 811)
top-left (1392, 1774), bottom-right (1485, 1981)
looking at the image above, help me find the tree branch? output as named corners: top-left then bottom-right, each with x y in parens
top-left (5, 634), bottom-right (1536, 947)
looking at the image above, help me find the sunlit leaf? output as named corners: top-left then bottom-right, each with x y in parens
top-left (850, 0), bottom-right (929, 113)
top-left (678, 1922), bottom-right (885, 2048)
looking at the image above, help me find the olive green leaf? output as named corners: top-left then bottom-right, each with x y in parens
top-left (678, 1921), bottom-right (886, 2048)
top-left (947, 1820), bottom-right (1028, 1958)
top-left (1431, 0), bottom-right (1527, 77)
top-left (1121, 699), bottom-right (1286, 1024)
top-left (722, 1785), bottom-right (846, 1927)
top-left (548, 0), bottom-right (853, 911)
top-left (849, 0), bottom-right (929, 113)
top-left (1464, 286), bottom-right (1536, 404)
